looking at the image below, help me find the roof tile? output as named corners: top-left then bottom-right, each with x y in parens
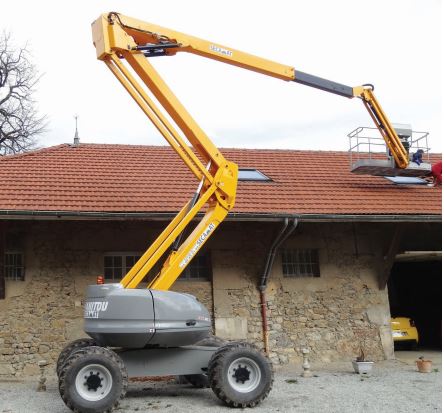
top-left (0, 144), bottom-right (440, 216)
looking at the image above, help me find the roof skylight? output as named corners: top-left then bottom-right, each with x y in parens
top-left (238, 168), bottom-right (271, 182)
top-left (384, 176), bottom-right (428, 185)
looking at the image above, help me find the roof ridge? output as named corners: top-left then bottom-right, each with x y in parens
top-left (1, 142), bottom-right (441, 158)
top-left (66, 143), bottom-right (356, 154)
top-left (0, 143), bottom-right (356, 157)
top-left (221, 147), bottom-right (350, 154)
top-left (59, 143), bottom-right (169, 149)
top-left (0, 144), bottom-right (70, 161)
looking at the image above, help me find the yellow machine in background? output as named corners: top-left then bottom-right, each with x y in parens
top-left (391, 317), bottom-right (419, 349)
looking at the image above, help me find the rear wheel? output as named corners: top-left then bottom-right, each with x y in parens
top-left (182, 336), bottom-right (226, 388)
top-left (208, 342), bottom-right (273, 408)
top-left (59, 346), bottom-right (127, 413)
top-left (57, 338), bottom-right (97, 378)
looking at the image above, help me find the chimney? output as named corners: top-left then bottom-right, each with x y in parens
top-left (73, 115), bottom-right (80, 146)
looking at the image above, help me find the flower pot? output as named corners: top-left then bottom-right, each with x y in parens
top-left (416, 359), bottom-right (432, 373)
top-left (352, 360), bottom-right (374, 374)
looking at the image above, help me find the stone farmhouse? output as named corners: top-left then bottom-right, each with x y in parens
top-left (0, 144), bottom-right (441, 377)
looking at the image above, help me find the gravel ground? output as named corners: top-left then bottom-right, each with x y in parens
top-left (0, 357), bottom-right (441, 413)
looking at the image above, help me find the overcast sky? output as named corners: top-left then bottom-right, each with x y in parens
top-left (1, 0), bottom-right (442, 153)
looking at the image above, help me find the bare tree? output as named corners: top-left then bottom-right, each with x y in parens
top-left (0, 32), bottom-right (46, 155)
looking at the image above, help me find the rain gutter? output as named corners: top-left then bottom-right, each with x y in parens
top-left (0, 210), bottom-right (439, 222)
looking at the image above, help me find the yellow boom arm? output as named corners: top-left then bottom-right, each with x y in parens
top-left (91, 12), bottom-right (409, 290)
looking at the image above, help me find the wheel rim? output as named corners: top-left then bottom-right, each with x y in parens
top-left (227, 357), bottom-right (262, 393)
top-left (75, 364), bottom-right (113, 401)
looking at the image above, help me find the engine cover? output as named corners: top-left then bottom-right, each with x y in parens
top-left (84, 283), bottom-right (211, 348)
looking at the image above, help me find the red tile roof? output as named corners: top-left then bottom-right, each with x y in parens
top-left (0, 144), bottom-right (441, 216)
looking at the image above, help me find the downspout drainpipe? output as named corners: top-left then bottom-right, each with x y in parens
top-left (259, 218), bottom-right (298, 355)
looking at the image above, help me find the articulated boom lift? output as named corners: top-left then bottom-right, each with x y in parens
top-left (57, 12), bottom-right (419, 413)
top-left (90, 12), bottom-right (414, 292)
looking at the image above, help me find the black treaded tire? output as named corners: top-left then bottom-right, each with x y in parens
top-left (182, 335), bottom-right (227, 388)
top-left (208, 342), bottom-right (273, 408)
top-left (57, 338), bottom-right (97, 377)
top-left (58, 346), bottom-right (128, 413)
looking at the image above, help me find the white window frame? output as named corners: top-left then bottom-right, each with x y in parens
top-left (281, 249), bottom-right (320, 278)
top-left (104, 252), bottom-right (143, 282)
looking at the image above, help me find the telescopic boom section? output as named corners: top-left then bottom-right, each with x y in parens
top-left (91, 12), bottom-right (409, 290)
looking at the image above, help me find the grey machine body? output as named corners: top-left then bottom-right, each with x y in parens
top-left (84, 283), bottom-right (215, 376)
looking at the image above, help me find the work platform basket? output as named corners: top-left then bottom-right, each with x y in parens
top-left (348, 126), bottom-right (431, 177)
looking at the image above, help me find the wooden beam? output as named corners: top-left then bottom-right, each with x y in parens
top-left (378, 224), bottom-right (403, 290)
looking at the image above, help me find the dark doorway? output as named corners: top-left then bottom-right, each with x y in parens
top-left (388, 260), bottom-right (442, 349)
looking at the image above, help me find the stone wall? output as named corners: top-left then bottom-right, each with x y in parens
top-left (0, 219), bottom-right (438, 377)
top-left (211, 222), bottom-right (394, 364)
top-left (265, 222), bottom-right (393, 364)
top-left (0, 220), bottom-right (213, 377)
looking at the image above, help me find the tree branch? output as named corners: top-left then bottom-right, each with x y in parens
top-left (0, 31), bottom-right (46, 155)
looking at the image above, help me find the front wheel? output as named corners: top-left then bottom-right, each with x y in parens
top-left (58, 346), bottom-right (127, 413)
top-left (208, 342), bottom-right (273, 408)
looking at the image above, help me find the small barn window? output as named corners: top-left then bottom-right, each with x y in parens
top-left (282, 249), bottom-right (320, 278)
top-left (179, 251), bottom-right (212, 281)
top-left (104, 253), bottom-right (141, 281)
top-left (4, 251), bottom-right (25, 281)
